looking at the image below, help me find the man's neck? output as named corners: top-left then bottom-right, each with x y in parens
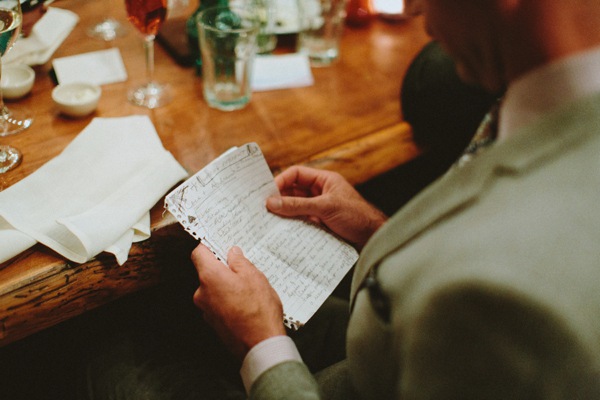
top-left (501, 0), bottom-right (600, 87)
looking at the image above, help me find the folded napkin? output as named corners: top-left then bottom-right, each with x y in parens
top-left (53, 48), bottom-right (128, 86)
top-left (252, 53), bottom-right (314, 91)
top-left (3, 7), bottom-right (79, 66)
top-left (0, 116), bottom-right (188, 265)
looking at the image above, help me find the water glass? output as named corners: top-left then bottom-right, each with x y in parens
top-left (297, 0), bottom-right (347, 66)
top-left (197, 6), bottom-right (260, 111)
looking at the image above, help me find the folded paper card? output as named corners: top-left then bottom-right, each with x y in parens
top-left (53, 48), bottom-right (128, 86)
top-left (0, 116), bottom-right (188, 265)
top-left (4, 7), bottom-right (79, 66)
top-left (165, 143), bottom-right (358, 329)
top-left (251, 53), bottom-right (314, 91)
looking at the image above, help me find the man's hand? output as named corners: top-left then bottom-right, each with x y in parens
top-left (267, 166), bottom-right (387, 250)
top-left (191, 245), bottom-right (286, 358)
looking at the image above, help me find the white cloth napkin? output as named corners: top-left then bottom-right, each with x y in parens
top-left (0, 116), bottom-right (188, 265)
top-left (3, 7), bottom-right (79, 66)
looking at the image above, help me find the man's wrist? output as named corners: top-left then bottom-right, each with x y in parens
top-left (240, 335), bottom-right (303, 393)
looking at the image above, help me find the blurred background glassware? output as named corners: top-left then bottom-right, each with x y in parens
top-left (270, 0), bottom-right (300, 35)
top-left (0, 0), bottom-right (32, 174)
top-left (231, 0), bottom-right (277, 53)
top-left (87, 0), bottom-right (127, 41)
top-left (197, 5), bottom-right (260, 111)
top-left (297, 0), bottom-right (347, 67)
top-left (125, 0), bottom-right (172, 108)
top-left (345, 0), bottom-right (372, 27)
top-left (186, 0), bottom-right (228, 74)
top-left (372, 0), bottom-right (408, 20)
top-left (87, 16), bottom-right (127, 41)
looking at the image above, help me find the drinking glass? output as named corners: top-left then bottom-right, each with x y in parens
top-left (197, 5), bottom-right (260, 111)
top-left (0, 0), bottom-right (31, 173)
top-left (297, 0), bottom-right (347, 66)
top-left (124, 0), bottom-right (172, 108)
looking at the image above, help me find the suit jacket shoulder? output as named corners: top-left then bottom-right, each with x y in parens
top-left (352, 92), bottom-right (600, 302)
top-left (346, 92), bottom-right (600, 399)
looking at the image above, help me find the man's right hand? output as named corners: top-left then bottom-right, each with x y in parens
top-left (267, 166), bottom-right (387, 250)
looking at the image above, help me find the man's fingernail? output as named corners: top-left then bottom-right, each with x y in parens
top-left (267, 197), bottom-right (282, 210)
top-left (231, 246), bottom-right (243, 255)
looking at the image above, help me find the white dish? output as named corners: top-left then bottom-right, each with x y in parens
top-left (1, 64), bottom-right (35, 99)
top-left (52, 83), bottom-right (101, 118)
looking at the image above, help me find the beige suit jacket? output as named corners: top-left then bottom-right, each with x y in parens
top-left (251, 93), bottom-right (600, 399)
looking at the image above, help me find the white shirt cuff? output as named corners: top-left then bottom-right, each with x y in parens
top-left (240, 335), bottom-right (303, 393)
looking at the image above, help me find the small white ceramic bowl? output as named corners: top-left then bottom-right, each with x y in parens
top-left (52, 82), bottom-right (101, 118)
top-left (1, 64), bottom-right (35, 99)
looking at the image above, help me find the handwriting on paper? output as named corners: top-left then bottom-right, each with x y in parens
top-left (165, 143), bottom-right (358, 329)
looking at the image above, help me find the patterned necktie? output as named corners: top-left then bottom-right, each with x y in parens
top-left (456, 101), bottom-right (500, 167)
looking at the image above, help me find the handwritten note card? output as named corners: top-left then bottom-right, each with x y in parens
top-left (165, 143), bottom-right (358, 329)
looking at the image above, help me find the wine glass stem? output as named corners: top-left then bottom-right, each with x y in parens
top-left (0, 56), bottom-right (7, 127)
top-left (144, 36), bottom-right (155, 87)
top-left (0, 58), bottom-right (5, 112)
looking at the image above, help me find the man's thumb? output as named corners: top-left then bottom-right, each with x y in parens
top-left (227, 246), bottom-right (251, 272)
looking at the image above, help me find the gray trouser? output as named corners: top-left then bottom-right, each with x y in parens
top-left (85, 281), bottom-right (351, 400)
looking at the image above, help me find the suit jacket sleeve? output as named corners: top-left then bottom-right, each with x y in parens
top-left (249, 361), bottom-right (321, 400)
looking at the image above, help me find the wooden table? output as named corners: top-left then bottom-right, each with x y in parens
top-left (0, 0), bottom-right (429, 347)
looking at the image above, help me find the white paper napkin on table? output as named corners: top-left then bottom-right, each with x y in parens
top-left (0, 116), bottom-right (188, 265)
top-left (3, 7), bottom-right (79, 66)
top-left (251, 53), bottom-right (314, 91)
top-left (53, 48), bottom-right (128, 86)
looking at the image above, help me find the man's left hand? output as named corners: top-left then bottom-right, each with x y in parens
top-left (191, 244), bottom-right (286, 358)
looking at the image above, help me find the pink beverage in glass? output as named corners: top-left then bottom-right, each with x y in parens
top-left (124, 0), bottom-right (172, 108)
top-left (125, 0), bottom-right (167, 36)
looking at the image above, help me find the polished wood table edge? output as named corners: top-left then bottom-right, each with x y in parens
top-left (282, 121), bottom-right (422, 185)
top-left (0, 222), bottom-right (196, 347)
top-left (0, 121), bottom-right (421, 347)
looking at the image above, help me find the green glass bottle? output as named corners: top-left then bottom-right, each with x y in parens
top-left (186, 0), bottom-right (228, 74)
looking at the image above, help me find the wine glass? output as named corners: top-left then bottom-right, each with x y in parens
top-left (0, 0), bottom-right (32, 174)
top-left (124, 0), bottom-right (172, 108)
